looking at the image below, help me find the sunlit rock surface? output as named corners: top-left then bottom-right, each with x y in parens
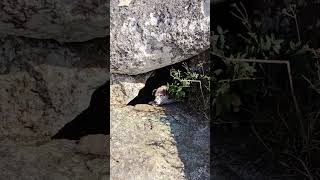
top-left (111, 0), bottom-right (210, 75)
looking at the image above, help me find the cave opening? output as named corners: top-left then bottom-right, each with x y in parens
top-left (127, 62), bottom-right (186, 106)
top-left (51, 81), bottom-right (110, 140)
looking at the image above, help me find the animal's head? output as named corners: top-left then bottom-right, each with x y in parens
top-left (152, 85), bottom-right (170, 105)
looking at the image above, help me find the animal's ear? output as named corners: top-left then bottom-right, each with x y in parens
top-left (152, 89), bottom-right (157, 95)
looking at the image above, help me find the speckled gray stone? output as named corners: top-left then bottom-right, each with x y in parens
top-left (111, 0), bottom-right (210, 75)
top-left (0, 36), bottom-right (108, 138)
top-left (111, 104), bottom-right (210, 180)
top-left (0, 0), bottom-right (108, 42)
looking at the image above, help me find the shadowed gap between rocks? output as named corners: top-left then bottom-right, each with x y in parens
top-left (127, 63), bottom-right (186, 106)
top-left (126, 61), bottom-right (210, 178)
top-left (51, 81), bottom-right (110, 140)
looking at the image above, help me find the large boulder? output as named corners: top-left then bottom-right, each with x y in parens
top-left (110, 73), bottom-right (152, 105)
top-left (0, 36), bottom-right (108, 138)
top-left (0, 0), bottom-right (108, 42)
top-left (111, 104), bottom-right (210, 179)
top-left (0, 137), bottom-right (109, 180)
top-left (111, 0), bottom-right (210, 75)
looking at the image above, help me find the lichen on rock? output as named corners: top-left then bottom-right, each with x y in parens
top-left (111, 0), bottom-right (210, 75)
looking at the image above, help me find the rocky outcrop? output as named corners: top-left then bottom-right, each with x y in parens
top-left (77, 134), bottom-right (110, 156)
top-left (0, 135), bottom-right (109, 180)
top-left (0, 0), bottom-right (108, 42)
top-left (0, 36), bottom-right (108, 138)
top-left (110, 0), bottom-right (210, 75)
top-left (110, 50), bottom-right (210, 105)
top-left (110, 73), bottom-right (151, 105)
top-left (0, 1), bottom-right (110, 179)
top-left (111, 104), bottom-right (210, 179)
top-left (0, 35), bottom-right (109, 179)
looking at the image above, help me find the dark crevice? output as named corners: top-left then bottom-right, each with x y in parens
top-left (127, 63), bottom-right (186, 106)
top-left (51, 81), bottom-right (109, 140)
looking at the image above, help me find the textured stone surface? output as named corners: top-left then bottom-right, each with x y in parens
top-left (110, 73), bottom-right (151, 105)
top-left (0, 0), bottom-right (108, 42)
top-left (111, 104), bottom-right (210, 180)
top-left (0, 135), bottom-right (109, 180)
top-left (77, 134), bottom-right (109, 156)
top-left (0, 1), bottom-right (110, 179)
top-left (0, 36), bottom-right (108, 138)
top-left (110, 0), bottom-right (210, 75)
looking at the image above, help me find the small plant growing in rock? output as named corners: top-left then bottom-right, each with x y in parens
top-left (168, 62), bottom-right (210, 118)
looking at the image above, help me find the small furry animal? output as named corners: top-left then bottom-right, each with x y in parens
top-left (148, 85), bottom-right (176, 106)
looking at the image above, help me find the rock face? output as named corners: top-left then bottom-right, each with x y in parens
top-left (0, 36), bottom-right (108, 138)
top-left (77, 134), bottom-right (110, 156)
top-left (0, 1), bottom-right (110, 179)
top-left (0, 0), bottom-right (108, 42)
top-left (110, 0), bottom-right (210, 75)
top-left (0, 35), bottom-right (109, 179)
top-left (0, 135), bottom-right (109, 180)
top-left (110, 73), bottom-right (151, 105)
top-left (111, 104), bottom-right (210, 179)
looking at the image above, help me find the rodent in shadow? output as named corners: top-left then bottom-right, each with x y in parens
top-left (148, 85), bottom-right (176, 106)
top-left (128, 64), bottom-right (186, 106)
